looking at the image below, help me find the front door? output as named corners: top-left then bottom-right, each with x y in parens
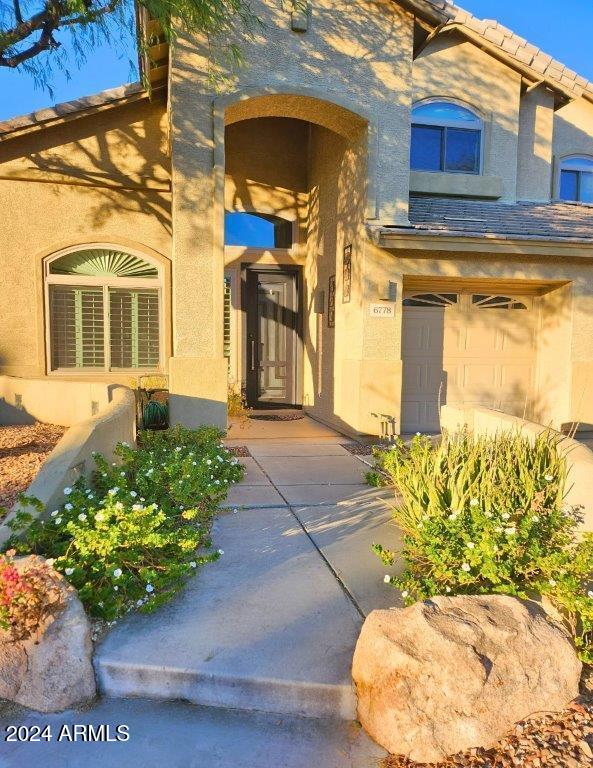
top-left (245, 268), bottom-right (300, 408)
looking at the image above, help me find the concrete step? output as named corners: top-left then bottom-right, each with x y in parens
top-left (0, 697), bottom-right (386, 768)
top-left (94, 506), bottom-right (363, 721)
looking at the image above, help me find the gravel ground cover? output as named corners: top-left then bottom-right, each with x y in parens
top-left (0, 423), bottom-right (66, 514)
top-left (384, 690), bottom-right (593, 768)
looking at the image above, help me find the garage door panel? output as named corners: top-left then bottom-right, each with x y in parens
top-left (402, 292), bottom-right (538, 434)
top-left (401, 310), bottom-right (445, 356)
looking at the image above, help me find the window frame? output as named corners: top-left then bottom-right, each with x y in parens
top-left (558, 155), bottom-right (593, 204)
top-left (44, 245), bottom-right (165, 376)
top-left (411, 99), bottom-right (484, 176)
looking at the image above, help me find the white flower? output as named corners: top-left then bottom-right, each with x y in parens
top-left (114, 586), bottom-right (119, 591)
top-left (445, 586), bottom-right (451, 593)
top-left (88, 494), bottom-right (94, 500)
top-left (108, 487), bottom-right (119, 495)
top-left (78, 513), bottom-right (87, 522)
top-left (532, 515), bottom-right (540, 522)
top-left (136, 599), bottom-right (144, 607)
top-left (130, 491), bottom-right (137, 498)
top-left (495, 527), bottom-right (503, 533)
top-left (54, 517), bottom-right (62, 525)
top-left (206, 459), bottom-right (212, 465)
top-left (484, 511), bottom-right (493, 518)
top-left (461, 563), bottom-right (471, 572)
top-left (63, 487), bottom-right (73, 496)
top-left (65, 503), bottom-right (73, 511)
top-left (145, 584), bottom-right (154, 593)
top-left (64, 567), bottom-right (74, 576)
top-left (192, 461), bottom-right (197, 466)
top-left (113, 568), bottom-right (122, 578)
top-left (50, 510), bottom-right (59, 517)
top-left (46, 559), bottom-right (55, 567)
top-left (501, 512), bottom-right (510, 521)
top-left (175, 447), bottom-right (182, 452)
top-left (120, 472), bottom-right (126, 477)
top-left (132, 504), bottom-right (143, 511)
top-left (545, 474), bottom-right (554, 482)
top-left (469, 499), bottom-right (479, 507)
top-left (95, 512), bottom-right (105, 522)
top-left (233, 509), bottom-right (238, 515)
top-left (467, 542), bottom-right (475, 549)
top-left (549, 579), bottom-right (557, 587)
top-left (504, 527), bottom-right (516, 536)
top-left (190, 561), bottom-right (197, 568)
top-left (383, 575), bottom-right (391, 584)
top-left (448, 513), bottom-right (458, 521)
top-left (415, 432), bottom-right (422, 437)
top-left (587, 590), bottom-right (593, 599)
top-left (214, 480), bottom-right (220, 485)
top-left (217, 456), bottom-right (223, 463)
top-left (401, 590), bottom-right (409, 598)
top-left (218, 549), bottom-right (224, 555)
top-left (114, 502), bottom-right (124, 511)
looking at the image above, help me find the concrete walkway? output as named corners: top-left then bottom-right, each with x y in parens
top-left (3, 418), bottom-right (401, 767)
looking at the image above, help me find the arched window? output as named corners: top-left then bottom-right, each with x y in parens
top-left (559, 156), bottom-right (593, 203)
top-left (224, 211), bottom-right (293, 248)
top-left (411, 101), bottom-right (483, 175)
top-left (45, 248), bottom-right (163, 372)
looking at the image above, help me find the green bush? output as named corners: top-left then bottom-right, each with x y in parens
top-left (5, 426), bottom-right (244, 621)
top-left (372, 430), bottom-right (593, 663)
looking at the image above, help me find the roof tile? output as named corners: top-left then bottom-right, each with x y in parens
top-left (404, 196), bottom-right (593, 242)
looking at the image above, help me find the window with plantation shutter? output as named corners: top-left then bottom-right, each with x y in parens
top-left (50, 286), bottom-right (105, 369)
top-left (110, 289), bottom-right (160, 369)
top-left (223, 276), bottom-right (232, 365)
top-left (46, 248), bottom-right (163, 372)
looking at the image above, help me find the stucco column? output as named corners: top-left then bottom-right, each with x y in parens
top-left (168, 46), bottom-right (227, 429)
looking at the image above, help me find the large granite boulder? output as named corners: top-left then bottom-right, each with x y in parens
top-left (352, 595), bottom-right (581, 763)
top-left (0, 555), bottom-right (96, 712)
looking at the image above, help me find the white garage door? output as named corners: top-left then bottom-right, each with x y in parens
top-left (401, 291), bottom-right (538, 434)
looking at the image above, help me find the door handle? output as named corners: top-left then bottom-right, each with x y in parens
top-left (251, 340), bottom-right (255, 371)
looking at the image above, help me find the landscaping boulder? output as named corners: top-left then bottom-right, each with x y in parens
top-left (0, 556), bottom-right (96, 712)
top-left (352, 595), bottom-right (581, 763)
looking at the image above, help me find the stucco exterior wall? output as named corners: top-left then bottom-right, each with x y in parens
top-left (553, 99), bottom-right (593, 197)
top-left (413, 35), bottom-right (522, 201)
top-left (517, 85), bottom-right (555, 202)
top-left (0, 100), bottom-right (172, 382)
top-left (167, 0), bottom-right (415, 426)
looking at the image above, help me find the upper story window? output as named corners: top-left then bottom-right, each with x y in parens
top-left (225, 211), bottom-right (293, 248)
top-left (559, 156), bottom-right (593, 203)
top-left (45, 248), bottom-right (162, 372)
top-left (411, 101), bottom-right (483, 175)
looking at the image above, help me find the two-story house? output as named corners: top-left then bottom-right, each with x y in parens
top-left (2, 0), bottom-right (593, 437)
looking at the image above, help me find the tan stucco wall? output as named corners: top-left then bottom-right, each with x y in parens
top-left (553, 99), bottom-right (593, 196)
top-left (517, 85), bottom-right (555, 202)
top-left (413, 34), bottom-right (521, 201)
top-left (0, 99), bottom-right (172, 382)
top-left (167, 0), bottom-right (415, 426)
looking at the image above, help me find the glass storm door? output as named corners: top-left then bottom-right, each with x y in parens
top-left (245, 269), bottom-right (299, 407)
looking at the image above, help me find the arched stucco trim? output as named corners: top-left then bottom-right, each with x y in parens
top-left (212, 85), bottom-right (379, 223)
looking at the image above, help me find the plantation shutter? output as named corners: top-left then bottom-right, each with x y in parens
top-left (223, 276), bottom-right (232, 365)
top-left (109, 288), bottom-right (160, 369)
top-left (49, 285), bottom-right (105, 369)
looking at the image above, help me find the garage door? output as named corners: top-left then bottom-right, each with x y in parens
top-left (401, 291), bottom-right (538, 434)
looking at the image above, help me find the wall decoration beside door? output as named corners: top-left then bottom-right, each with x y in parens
top-left (328, 275), bottom-right (336, 328)
top-left (342, 245), bottom-right (352, 303)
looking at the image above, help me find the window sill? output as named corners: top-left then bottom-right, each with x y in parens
top-left (410, 171), bottom-right (503, 199)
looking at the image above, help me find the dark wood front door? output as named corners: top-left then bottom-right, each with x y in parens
top-left (245, 268), bottom-right (300, 408)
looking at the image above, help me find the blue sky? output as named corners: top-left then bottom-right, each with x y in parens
top-left (1, 1), bottom-right (592, 121)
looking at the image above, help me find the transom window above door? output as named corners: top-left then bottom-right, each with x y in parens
top-left (411, 101), bottom-right (483, 175)
top-left (402, 293), bottom-right (459, 307)
top-left (45, 248), bottom-right (163, 372)
top-left (559, 156), bottom-right (593, 203)
top-left (224, 211), bottom-right (293, 248)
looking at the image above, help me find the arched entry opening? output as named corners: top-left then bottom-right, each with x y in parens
top-left (218, 90), bottom-right (371, 424)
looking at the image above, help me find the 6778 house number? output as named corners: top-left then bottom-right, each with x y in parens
top-left (5, 724), bottom-right (130, 742)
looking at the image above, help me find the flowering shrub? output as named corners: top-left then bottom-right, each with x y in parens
top-left (5, 426), bottom-right (244, 621)
top-left (0, 551), bottom-right (64, 640)
top-left (371, 430), bottom-right (593, 663)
